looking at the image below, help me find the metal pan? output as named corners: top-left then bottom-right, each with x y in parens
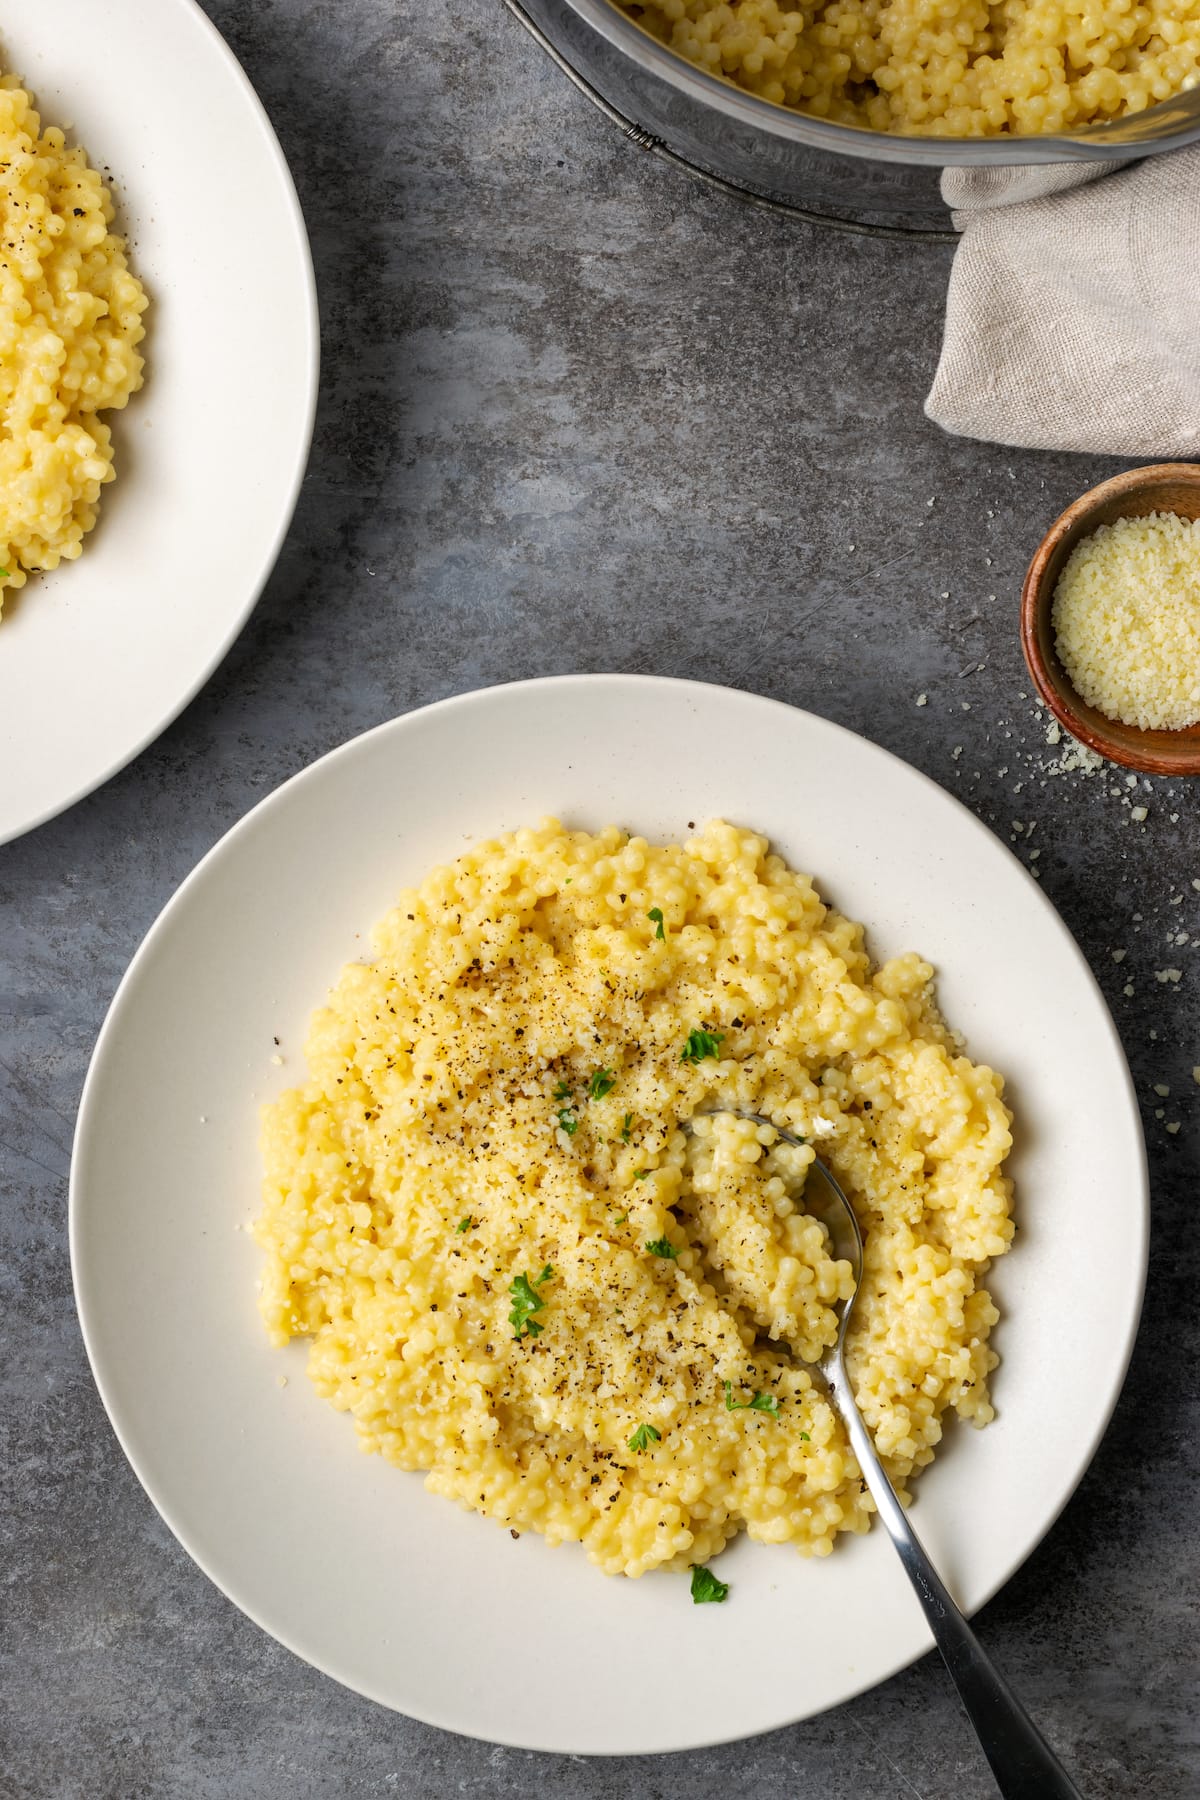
top-left (511, 0), bottom-right (1200, 235)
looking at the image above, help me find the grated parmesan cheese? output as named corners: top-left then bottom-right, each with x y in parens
top-left (1051, 511), bottom-right (1200, 730)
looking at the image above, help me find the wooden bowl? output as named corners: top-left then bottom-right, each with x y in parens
top-left (1020, 463), bottom-right (1200, 776)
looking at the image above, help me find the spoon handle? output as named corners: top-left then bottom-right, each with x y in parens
top-left (827, 1358), bottom-right (1085, 1800)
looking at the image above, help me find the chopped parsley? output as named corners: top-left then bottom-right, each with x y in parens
top-left (633, 1168), bottom-right (651, 1181)
top-left (799, 1432), bottom-right (811, 1442)
top-left (621, 1112), bottom-right (632, 1142)
top-left (690, 1565), bottom-right (729, 1604)
top-left (508, 1265), bottom-right (554, 1339)
top-left (557, 1109), bottom-right (579, 1136)
top-left (724, 1383), bottom-right (781, 1416)
top-left (645, 1236), bottom-right (678, 1259)
top-left (455, 1216), bottom-right (475, 1234)
top-left (587, 1067), bottom-right (616, 1101)
top-left (553, 1079), bottom-right (573, 1100)
top-left (648, 906), bottom-right (666, 941)
top-left (627, 1422), bottom-right (661, 1452)
top-left (611, 1212), bottom-right (628, 1225)
top-left (680, 1028), bottom-right (724, 1065)
top-left (0, 568), bottom-right (8, 578)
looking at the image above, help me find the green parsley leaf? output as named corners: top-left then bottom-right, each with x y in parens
top-left (627, 1422), bottom-right (661, 1452)
top-left (648, 907), bottom-right (666, 941)
top-left (725, 1382), bottom-right (781, 1415)
top-left (553, 1079), bottom-right (572, 1100)
top-left (0, 568), bottom-right (9, 578)
top-left (557, 1109), bottom-right (579, 1136)
top-left (508, 1266), bottom-right (554, 1340)
top-left (799, 1432), bottom-right (811, 1442)
top-left (645, 1236), bottom-right (678, 1259)
top-left (455, 1216), bottom-right (474, 1234)
top-left (633, 1168), bottom-right (651, 1181)
top-left (621, 1112), bottom-right (632, 1142)
top-left (611, 1212), bottom-right (628, 1225)
top-left (690, 1565), bottom-right (729, 1604)
top-left (587, 1067), bottom-right (616, 1101)
top-left (680, 1028), bottom-right (724, 1065)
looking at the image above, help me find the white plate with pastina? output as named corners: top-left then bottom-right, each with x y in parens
top-left (0, 0), bottom-right (317, 845)
top-left (71, 674), bottom-right (1148, 1755)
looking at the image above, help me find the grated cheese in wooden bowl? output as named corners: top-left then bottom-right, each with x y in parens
top-left (1052, 512), bottom-right (1200, 732)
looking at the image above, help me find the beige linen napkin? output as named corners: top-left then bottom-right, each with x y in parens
top-left (925, 147), bottom-right (1200, 457)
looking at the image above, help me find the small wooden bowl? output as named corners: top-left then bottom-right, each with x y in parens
top-left (1020, 463), bottom-right (1200, 776)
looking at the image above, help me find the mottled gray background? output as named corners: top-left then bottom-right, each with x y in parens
top-left (2, 0), bottom-right (1197, 1794)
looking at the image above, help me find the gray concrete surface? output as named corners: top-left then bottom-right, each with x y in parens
top-left (2, 0), bottom-right (1197, 1794)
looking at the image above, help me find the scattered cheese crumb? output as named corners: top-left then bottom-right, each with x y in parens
top-left (1191, 1066), bottom-right (1200, 1085)
top-left (1167, 1122), bottom-right (1181, 1135)
top-left (1131, 806), bottom-right (1148, 822)
top-left (1154, 1083), bottom-right (1170, 1098)
top-left (916, 693), bottom-right (927, 707)
top-left (270, 1053), bottom-right (284, 1066)
top-left (1155, 968), bottom-right (1183, 983)
top-left (1055, 739), bottom-right (1104, 776)
top-left (1111, 949), bottom-right (1126, 962)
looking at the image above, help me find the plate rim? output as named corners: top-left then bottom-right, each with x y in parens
top-left (0, 0), bottom-right (320, 847)
top-left (69, 672), bottom-right (1150, 1752)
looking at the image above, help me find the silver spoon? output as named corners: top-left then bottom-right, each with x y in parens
top-left (697, 1112), bottom-right (1084, 1800)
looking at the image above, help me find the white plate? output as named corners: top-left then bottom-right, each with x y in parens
top-left (0, 0), bottom-right (317, 845)
top-left (71, 675), bottom-right (1147, 1755)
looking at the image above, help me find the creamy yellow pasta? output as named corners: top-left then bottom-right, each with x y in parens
top-left (0, 72), bottom-right (147, 613)
top-left (619, 0), bottom-right (1200, 137)
top-left (256, 821), bottom-right (1013, 1578)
